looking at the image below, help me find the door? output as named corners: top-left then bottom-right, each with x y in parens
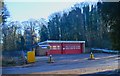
top-left (62, 43), bottom-right (81, 54)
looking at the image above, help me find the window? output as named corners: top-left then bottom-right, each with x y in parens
top-left (41, 46), bottom-right (47, 49)
top-left (76, 46), bottom-right (80, 49)
top-left (50, 45), bottom-right (61, 50)
top-left (50, 46), bottom-right (52, 49)
top-left (52, 46), bottom-right (57, 50)
top-left (63, 45), bottom-right (81, 50)
top-left (57, 46), bottom-right (61, 50)
top-left (73, 46), bottom-right (76, 49)
top-left (65, 46), bottom-right (69, 50)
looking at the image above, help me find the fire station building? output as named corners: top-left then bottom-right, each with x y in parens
top-left (36, 40), bottom-right (85, 56)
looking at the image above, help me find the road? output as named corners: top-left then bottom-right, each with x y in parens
top-left (2, 53), bottom-right (119, 74)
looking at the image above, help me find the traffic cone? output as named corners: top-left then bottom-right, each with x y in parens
top-left (48, 55), bottom-right (54, 63)
top-left (88, 52), bottom-right (95, 60)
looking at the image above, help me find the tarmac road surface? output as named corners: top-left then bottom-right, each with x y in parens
top-left (2, 53), bottom-right (119, 74)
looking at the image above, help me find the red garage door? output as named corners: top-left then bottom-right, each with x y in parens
top-left (48, 43), bottom-right (61, 55)
top-left (62, 43), bottom-right (82, 54)
top-left (48, 43), bottom-right (83, 55)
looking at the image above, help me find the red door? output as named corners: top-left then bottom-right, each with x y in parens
top-left (48, 43), bottom-right (61, 55)
top-left (47, 42), bottom-right (83, 55)
top-left (62, 43), bottom-right (81, 54)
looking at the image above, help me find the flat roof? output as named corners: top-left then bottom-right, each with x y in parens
top-left (38, 40), bottom-right (85, 45)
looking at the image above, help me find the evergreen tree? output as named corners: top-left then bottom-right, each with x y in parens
top-left (40, 25), bottom-right (48, 41)
top-left (48, 13), bottom-right (61, 40)
top-left (97, 2), bottom-right (120, 50)
top-left (2, 3), bottom-right (10, 51)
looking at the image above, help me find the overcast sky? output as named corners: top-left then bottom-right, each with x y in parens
top-left (5, 0), bottom-right (99, 21)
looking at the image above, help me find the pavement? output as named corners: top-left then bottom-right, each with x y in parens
top-left (1, 53), bottom-right (119, 74)
top-left (34, 65), bottom-right (118, 74)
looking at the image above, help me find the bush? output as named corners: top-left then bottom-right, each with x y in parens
top-left (2, 51), bottom-right (27, 67)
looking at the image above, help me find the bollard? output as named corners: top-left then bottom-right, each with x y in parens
top-left (88, 52), bottom-right (95, 60)
top-left (48, 55), bottom-right (54, 63)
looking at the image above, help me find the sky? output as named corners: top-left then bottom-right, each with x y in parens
top-left (4, 0), bottom-right (99, 21)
